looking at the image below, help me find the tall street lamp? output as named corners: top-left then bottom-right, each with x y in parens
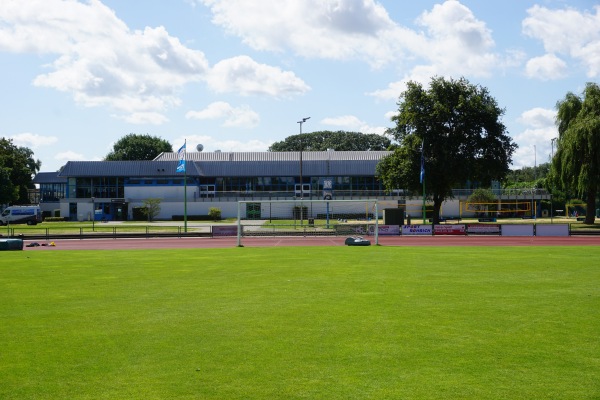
top-left (551, 137), bottom-right (557, 222)
top-left (297, 117), bottom-right (310, 199)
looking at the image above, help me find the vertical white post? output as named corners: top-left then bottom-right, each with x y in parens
top-left (237, 201), bottom-right (242, 247)
top-left (374, 201), bottom-right (379, 245)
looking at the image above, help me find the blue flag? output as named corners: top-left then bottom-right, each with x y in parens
top-left (176, 142), bottom-right (186, 173)
top-left (420, 140), bottom-right (425, 184)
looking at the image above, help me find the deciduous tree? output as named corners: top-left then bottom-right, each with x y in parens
top-left (0, 138), bottom-right (41, 205)
top-left (377, 77), bottom-right (517, 224)
top-left (553, 82), bottom-right (600, 224)
top-left (269, 131), bottom-right (390, 151)
top-left (105, 134), bottom-right (172, 161)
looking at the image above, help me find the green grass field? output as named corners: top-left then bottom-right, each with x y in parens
top-left (1, 246), bottom-right (599, 399)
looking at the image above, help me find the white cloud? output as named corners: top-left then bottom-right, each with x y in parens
top-left (55, 150), bottom-right (87, 162)
top-left (321, 115), bottom-right (387, 135)
top-left (512, 108), bottom-right (558, 168)
top-left (518, 107), bottom-right (556, 129)
top-left (0, 0), bottom-right (210, 123)
top-left (0, 0), bottom-right (308, 124)
top-left (523, 5), bottom-right (600, 77)
top-left (525, 54), bottom-right (567, 80)
top-left (207, 56), bottom-right (310, 97)
top-left (369, 1), bottom-right (506, 100)
top-left (10, 132), bottom-right (58, 148)
top-left (186, 101), bottom-right (260, 127)
top-left (198, 0), bottom-right (416, 68)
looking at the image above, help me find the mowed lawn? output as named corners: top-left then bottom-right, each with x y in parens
top-left (1, 246), bottom-right (598, 399)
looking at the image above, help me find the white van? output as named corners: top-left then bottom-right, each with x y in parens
top-left (0, 206), bottom-right (42, 225)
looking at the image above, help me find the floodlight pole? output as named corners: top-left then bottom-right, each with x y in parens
top-left (551, 138), bottom-right (557, 223)
top-left (297, 117), bottom-right (310, 200)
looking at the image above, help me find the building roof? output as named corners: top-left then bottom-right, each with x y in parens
top-left (55, 151), bottom-right (392, 178)
top-left (32, 171), bottom-right (67, 184)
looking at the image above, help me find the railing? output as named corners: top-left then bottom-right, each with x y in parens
top-left (3, 226), bottom-right (213, 240)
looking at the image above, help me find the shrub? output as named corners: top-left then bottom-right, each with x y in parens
top-left (208, 207), bottom-right (222, 221)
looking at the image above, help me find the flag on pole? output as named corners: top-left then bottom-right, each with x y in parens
top-left (176, 142), bottom-right (186, 173)
top-left (419, 140), bottom-right (425, 184)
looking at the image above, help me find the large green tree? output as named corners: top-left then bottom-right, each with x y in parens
top-left (269, 130), bottom-right (391, 151)
top-left (105, 134), bottom-right (173, 161)
top-left (0, 138), bottom-right (41, 205)
top-left (377, 77), bottom-right (517, 224)
top-left (553, 82), bottom-right (600, 224)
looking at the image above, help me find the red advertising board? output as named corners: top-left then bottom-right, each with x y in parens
top-left (434, 224), bottom-right (466, 236)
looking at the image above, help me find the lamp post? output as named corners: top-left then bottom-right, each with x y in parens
top-left (551, 137), bottom-right (557, 223)
top-left (533, 145), bottom-right (537, 220)
top-left (297, 117), bottom-right (310, 199)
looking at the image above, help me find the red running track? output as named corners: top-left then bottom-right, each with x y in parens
top-left (22, 235), bottom-right (600, 250)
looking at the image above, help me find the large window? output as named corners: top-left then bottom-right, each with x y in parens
top-left (216, 176), bottom-right (295, 194)
top-left (39, 183), bottom-right (66, 202)
top-left (74, 177), bottom-right (124, 198)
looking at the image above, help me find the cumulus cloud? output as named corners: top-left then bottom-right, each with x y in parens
top-left (10, 132), bottom-right (58, 148)
top-left (369, 1), bottom-right (504, 100)
top-left (512, 108), bottom-right (558, 168)
top-left (207, 56), bottom-right (310, 97)
top-left (186, 101), bottom-right (260, 127)
top-left (0, 0), bottom-right (308, 124)
top-left (523, 5), bottom-right (600, 77)
top-left (198, 0), bottom-right (419, 68)
top-left (525, 54), bottom-right (568, 80)
top-left (321, 115), bottom-right (387, 135)
top-left (0, 0), bottom-right (208, 123)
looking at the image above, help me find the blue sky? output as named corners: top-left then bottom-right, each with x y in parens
top-left (1, 0), bottom-right (599, 172)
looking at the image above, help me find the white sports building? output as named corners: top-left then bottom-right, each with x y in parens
top-left (33, 150), bottom-right (548, 221)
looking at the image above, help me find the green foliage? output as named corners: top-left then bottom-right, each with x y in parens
top-left (1, 247), bottom-right (599, 398)
top-left (269, 130), bottom-right (391, 151)
top-left (0, 137), bottom-right (41, 205)
top-left (467, 188), bottom-right (497, 203)
top-left (208, 207), bottom-right (222, 221)
top-left (467, 188), bottom-right (497, 216)
top-left (377, 77), bottom-right (517, 223)
top-left (140, 198), bottom-right (161, 221)
top-left (553, 82), bottom-right (600, 224)
top-left (503, 162), bottom-right (550, 189)
top-left (104, 133), bottom-right (172, 161)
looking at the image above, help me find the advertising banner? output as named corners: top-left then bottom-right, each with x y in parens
top-left (536, 224), bottom-right (569, 237)
top-left (402, 224), bottom-right (433, 236)
top-left (501, 224), bottom-right (534, 236)
top-left (212, 226), bottom-right (238, 237)
top-left (467, 224), bottom-right (501, 235)
top-left (434, 224), bottom-right (466, 236)
top-left (369, 225), bottom-right (400, 236)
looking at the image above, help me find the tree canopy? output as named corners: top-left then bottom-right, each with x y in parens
top-left (268, 130), bottom-right (391, 152)
top-left (377, 77), bottom-right (517, 224)
top-left (553, 82), bottom-right (600, 224)
top-left (105, 134), bottom-right (173, 161)
top-left (0, 138), bottom-right (41, 205)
